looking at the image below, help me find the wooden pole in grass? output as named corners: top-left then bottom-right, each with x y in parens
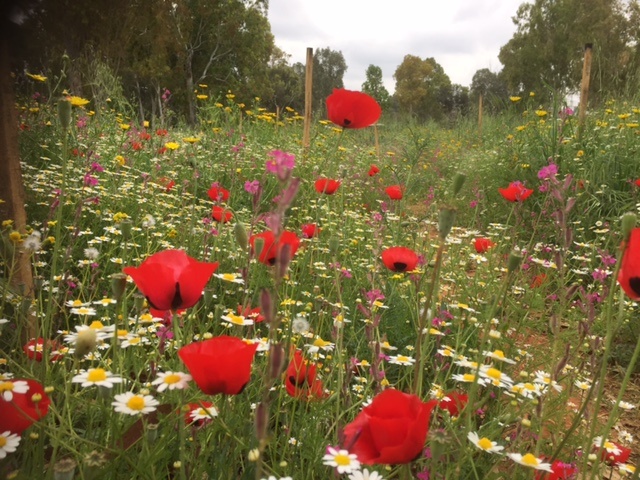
top-left (303, 47), bottom-right (313, 150)
top-left (578, 43), bottom-right (593, 138)
top-left (478, 93), bottom-right (483, 140)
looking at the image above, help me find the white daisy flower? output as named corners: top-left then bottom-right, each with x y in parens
top-left (467, 432), bottom-right (504, 453)
top-left (214, 273), bottom-right (244, 284)
top-left (533, 370), bottom-right (563, 392)
top-left (619, 464), bottom-right (636, 475)
top-left (388, 355), bottom-right (415, 366)
top-left (483, 349), bottom-right (517, 364)
top-left (189, 404), bottom-right (219, 422)
top-left (452, 373), bottom-right (488, 386)
top-left (120, 335), bottom-right (150, 348)
top-left (479, 366), bottom-right (514, 387)
top-left (0, 431), bottom-right (21, 459)
top-left (152, 371), bottom-right (192, 392)
top-left (221, 313), bottom-right (254, 326)
top-left (71, 368), bottom-right (123, 388)
top-left (507, 453), bottom-right (553, 472)
top-left (349, 468), bottom-right (385, 480)
top-left (260, 476), bottom-right (293, 480)
top-left (322, 446), bottom-right (360, 474)
top-left (112, 392), bottom-right (159, 415)
top-left (70, 307), bottom-right (97, 316)
top-left (65, 299), bottom-right (90, 308)
top-left (0, 380), bottom-right (29, 401)
top-left (593, 437), bottom-right (622, 455)
top-left (93, 298), bottom-right (117, 307)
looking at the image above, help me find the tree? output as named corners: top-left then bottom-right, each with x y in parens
top-left (498, 0), bottom-right (631, 99)
top-left (469, 68), bottom-right (508, 113)
top-left (393, 55), bottom-right (452, 121)
top-left (362, 65), bottom-right (390, 110)
top-left (265, 47), bottom-right (304, 113)
top-left (312, 47), bottom-right (347, 111)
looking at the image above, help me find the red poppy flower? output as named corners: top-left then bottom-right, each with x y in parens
top-left (634, 179), bottom-right (640, 187)
top-left (314, 178), bottom-right (341, 195)
top-left (157, 176), bottom-right (175, 192)
top-left (326, 88), bottom-right (382, 129)
top-left (535, 460), bottom-right (577, 480)
top-left (178, 335), bottom-right (258, 395)
top-left (249, 230), bottom-right (300, 266)
top-left (139, 131), bottom-right (151, 141)
top-left (474, 238), bottom-right (495, 253)
top-left (131, 141), bottom-right (143, 151)
top-left (342, 389), bottom-right (437, 465)
top-left (237, 305), bottom-right (265, 323)
top-left (23, 338), bottom-right (63, 362)
top-left (212, 205), bottom-right (233, 223)
top-left (499, 181), bottom-right (533, 202)
top-left (0, 379), bottom-right (51, 434)
top-left (368, 164), bottom-right (380, 176)
top-left (301, 223), bottom-right (320, 239)
top-left (385, 185), bottom-right (403, 200)
top-left (618, 228), bottom-right (640, 300)
top-left (285, 350), bottom-right (326, 400)
top-left (381, 247), bottom-right (419, 272)
top-left (123, 249), bottom-right (218, 311)
top-left (530, 273), bottom-right (548, 288)
top-left (598, 442), bottom-right (631, 466)
top-left (157, 146), bottom-right (167, 155)
top-left (207, 185), bottom-right (230, 202)
top-left (437, 391), bottom-right (468, 417)
top-left (156, 129), bottom-right (168, 136)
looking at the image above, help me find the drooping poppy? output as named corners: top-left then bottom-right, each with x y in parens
top-left (285, 350), bottom-right (326, 400)
top-left (23, 338), bottom-right (63, 362)
top-left (314, 178), bottom-right (341, 195)
top-left (178, 335), bottom-right (258, 395)
top-left (212, 205), bottom-right (233, 223)
top-left (326, 88), bottom-right (382, 129)
top-left (437, 391), bottom-right (468, 417)
top-left (123, 250), bottom-right (218, 311)
top-left (237, 305), bottom-right (265, 323)
top-left (618, 228), bottom-right (640, 300)
top-left (473, 238), bottom-right (495, 254)
top-left (368, 164), bottom-right (380, 176)
top-left (342, 388), bottom-right (437, 465)
top-left (0, 379), bottom-right (51, 434)
top-left (381, 247), bottom-right (419, 272)
top-left (301, 223), bottom-right (320, 239)
top-left (535, 460), bottom-right (577, 480)
top-left (499, 181), bottom-right (533, 202)
top-left (207, 184), bottom-right (230, 202)
top-left (249, 230), bottom-right (301, 266)
top-left (385, 185), bottom-right (403, 200)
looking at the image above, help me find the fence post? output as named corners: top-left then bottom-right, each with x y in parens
top-left (578, 43), bottom-right (593, 138)
top-left (303, 47), bottom-right (313, 150)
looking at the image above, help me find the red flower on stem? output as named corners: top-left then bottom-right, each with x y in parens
top-left (598, 442), bottom-right (632, 466)
top-left (178, 336), bottom-right (258, 395)
top-left (123, 250), bottom-right (218, 310)
top-left (474, 238), bottom-right (495, 254)
top-left (0, 379), bottom-right (51, 434)
top-left (368, 164), bottom-right (380, 176)
top-left (182, 401), bottom-right (217, 427)
top-left (249, 230), bottom-right (300, 266)
top-left (207, 184), bottom-right (230, 202)
top-left (385, 185), bottom-right (403, 200)
top-left (23, 338), bottom-right (63, 362)
top-left (634, 179), bottom-right (640, 187)
top-left (618, 228), bottom-right (640, 300)
top-left (499, 181), bottom-right (533, 202)
top-left (535, 460), bottom-right (577, 479)
top-left (285, 350), bottom-right (326, 400)
top-left (157, 176), bottom-right (175, 192)
top-left (326, 88), bottom-right (382, 129)
top-left (237, 305), bottom-right (265, 323)
top-left (342, 388), bottom-right (437, 465)
top-left (315, 178), bottom-right (341, 195)
top-left (437, 391), bottom-right (468, 417)
top-left (212, 205), bottom-right (233, 223)
top-left (301, 223), bottom-right (320, 239)
top-left (381, 247), bottom-right (419, 272)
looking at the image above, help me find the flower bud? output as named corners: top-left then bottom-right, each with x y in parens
top-left (621, 213), bottom-right (637, 241)
top-left (268, 343), bottom-right (285, 379)
top-left (234, 222), bottom-right (248, 250)
top-left (57, 98), bottom-right (72, 130)
top-left (507, 251), bottom-right (524, 274)
top-left (452, 172), bottom-right (466, 197)
top-left (119, 219), bottom-right (132, 240)
top-left (111, 273), bottom-right (127, 302)
top-left (260, 289), bottom-right (273, 324)
top-left (438, 207), bottom-right (456, 240)
top-left (74, 328), bottom-right (97, 358)
top-left (254, 402), bottom-right (268, 441)
top-left (253, 237), bottom-right (265, 259)
top-left (328, 236), bottom-right (340, 256)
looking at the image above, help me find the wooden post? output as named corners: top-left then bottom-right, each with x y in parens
top-left (374, 124), bottom-right (381, 159)
top-left (478, 93), bottom-right (483, 139)
top-left (303, 47), bottom-right (313, 150)
top-left (578, 43), bottom-right (593, 137)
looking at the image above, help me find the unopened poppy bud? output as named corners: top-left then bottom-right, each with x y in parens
top-left (133, 293), bottom-right (145, 311)
top-left (328, 236), bottom-right (340, 256)
top-left (452, 172), bottom-right (466, 197)
top-left (145, 423), bottom-right (159, 443)
top-left (254, 402), bottom-right (268, 441)
top-left (203, 287), bottom-right (215, 305)
top-left (74, 328), bottom-right (97, 358)
top-left (276, 243), bottom-right (292, 279)
top-left (621, 213), bottom-right (637, 241)
top-left (438, 207), bottom-right (456, 240)
top-left (260, 289), bottom-right (273, 324)
top-left (57, 98), bottom-right (72, 130)
top-left (253, 237), bottom-right (265, 259)
top-left (111, 273), bottom-right (127, 301)
top-left (268, 343), bottom-right (285, 379)
top-left (234, 222), bottom-right (248, 250)
top-left (507, 251), bottom-right (524, 273)
top-left (119, 219), bottom-right (132, 240)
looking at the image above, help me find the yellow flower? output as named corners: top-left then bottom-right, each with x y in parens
top-left (618, 113), bottom-right (631, 120)
top-left (119, 123), bottom-right (131, 131)
top-left (143, 120), bottom-right (150, 128)
top-left (529, 91), bottom-right (535, 97)
top-left (509, 96), bottom-right (521, 103)
top-left (67, 96), bottom-right (90, 107)
top-left (535, 110), bottom-right (547, 117)
top-left (516, 125), bottom-right (526, 131)
top-left (198, 84), bottom-right (208, 89)
top-left (115, 155), bottom-right (126, 166)
top-left (226, 92), bottom-right (235, 99)
top-left (9, 231), bottom-right (22, 243)
top-left (196, 95), bottom-right (208, 100)
top-left (215, 102), bottom-right (224, 108)
top-left (113, 212), bottom-right (129, 223)
top-left (164, 142), bottom-right (180, 150)
top-left (182, 137), bottom-right (200, 144)
top-left (26, 73), bottom-right (47, 82)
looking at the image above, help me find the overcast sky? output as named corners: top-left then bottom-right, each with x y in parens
top-left (268, 0), bottom-right (528, 93)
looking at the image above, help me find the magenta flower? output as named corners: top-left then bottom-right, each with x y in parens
top-left (537, 163), bottom-right (558, 180)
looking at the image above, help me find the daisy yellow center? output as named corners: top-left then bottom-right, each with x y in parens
top-left (128, 337), bottom-right (141, 345)
top-left (463, 374), bottom-right (476, 382)
top-left (604, 441), bottom-right (615, 450)
top-left (0, 381), bottom-right (14, 392)
top-left (478, 438), bottom-right (493, 450)
top-left (443, 349), bottom-right (453, 356)
top-left (164, 374), bottom-right (181, 384)
top-left (87, 368), bottom-right (107, 382)
top-left (485, 368), bottom-right (502, 380)
top-left (0, 437), bottom-right (6, 448)
top-left (524, 383), bottom-right (535, 391)
top-left (521, 453), bottom-right (539, 466)
top-left (89, 321), bottom-right (104, 329)
top-left (493, 350), bottom-right (505, 358)
top-left (126, 396), bottom-right (146, 411)
top-left (71, 300), bottom-right (83, 306)
top-left (313, 338), bottom-right (330, 347)
top-left (397, 355), bottom-right (410, 363)
top-left (222, 274), bottom-right (236, 281)
top-left (196, 408), bottom-right (208, 415)
top-left (333, 453), bottom-right (351, 466)
top-left (117, 329), bottom-right (128, 337)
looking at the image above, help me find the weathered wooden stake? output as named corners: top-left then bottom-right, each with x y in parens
top-left (374, 124), bottom-right (381, 159)
top-left (578, 43), bottom-right (593, 137)
top-left (478, 93), bottom-right (483, 139)
top-left (303, 47), bottom-right (313, 150)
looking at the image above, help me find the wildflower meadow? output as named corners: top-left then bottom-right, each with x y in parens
top-left (2, 79), bottom-right (640, 480)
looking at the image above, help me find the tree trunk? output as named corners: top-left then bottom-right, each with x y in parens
top-left (0, 18), bottom-right (36, 338)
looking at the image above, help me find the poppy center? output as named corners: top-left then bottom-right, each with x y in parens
top-left (629, 277), bottom-right (640, 296)
top-left (126, 396), bottom-right (146, 411)
top-left (393, 262), bottom-right (407, 271)
top-left (171, 282), bottom-right (183, 310)
top-left (343, 118), bottom-right (351, 126)
top-left (87, 368), bottom-right (107, 382)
